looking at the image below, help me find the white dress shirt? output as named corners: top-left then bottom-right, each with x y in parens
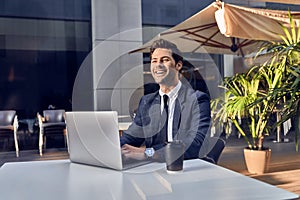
top-left (159, 81), bottom-right (182, 142)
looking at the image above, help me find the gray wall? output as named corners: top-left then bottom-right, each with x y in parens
top-left (89, 0), bottom-right (143, 120)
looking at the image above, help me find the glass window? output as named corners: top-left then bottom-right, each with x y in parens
top-left (0, 0), bottom-right (91, 119)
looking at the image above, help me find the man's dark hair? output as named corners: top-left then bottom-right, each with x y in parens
top-left (150, 39), bottom-right (183, 64)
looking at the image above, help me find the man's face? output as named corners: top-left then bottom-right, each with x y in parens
top-left (150, 48), bottom-right (182, 86)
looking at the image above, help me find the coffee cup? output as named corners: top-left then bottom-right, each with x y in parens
top-left (165, 140), bottom-right (185, 173)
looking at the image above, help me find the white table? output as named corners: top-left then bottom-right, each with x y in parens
top-left (118, 122), bottom-right (131, 131)
top-left (0, 159), bottom-right (298, 200)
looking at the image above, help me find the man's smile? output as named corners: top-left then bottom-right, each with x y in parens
top-left (154, 69), bottom-right (167, 76)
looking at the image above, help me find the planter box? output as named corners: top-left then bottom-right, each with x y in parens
top-left (243, 148), bottom-right (271, 174)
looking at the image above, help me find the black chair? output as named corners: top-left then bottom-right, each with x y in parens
top-left (0, 110), bottom-right (19, 157)
top-left (199, 137), bottom-right (226, 164)
top-left (37, 109), bottom-right (66, 156)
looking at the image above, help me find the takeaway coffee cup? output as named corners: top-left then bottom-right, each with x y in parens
top-left (165, 140), bottom-right (185, 173)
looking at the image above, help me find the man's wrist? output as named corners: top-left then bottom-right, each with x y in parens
top-left (144, 147), bottom-right (155, 158)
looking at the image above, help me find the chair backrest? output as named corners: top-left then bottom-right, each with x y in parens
top-left (43, 110), bottom-right (65, 123)
top-left (0, 110), bottom-right (16, 126)
top-left (206, 137), bottom-right (226, 164)
top-left (199, 137), bottom-right (226, 164)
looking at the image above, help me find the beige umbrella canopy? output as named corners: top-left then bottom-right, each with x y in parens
top-left (130, 1), bottom-right (300, 56)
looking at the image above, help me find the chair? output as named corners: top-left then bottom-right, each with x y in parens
top-left (199, 137), bottom-right (226, 164)
top-left (37, 109), bottom-right (66, 156)
top-left (0, 110), bottom-right (19, 157)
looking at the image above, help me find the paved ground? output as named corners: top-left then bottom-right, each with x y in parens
top-left (218, 134), bottom-right (300, 198)
top-left (219, 135), bottom-right (300, 174)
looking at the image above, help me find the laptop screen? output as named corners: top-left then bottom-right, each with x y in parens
top-left (66, 111), bottom-right (124, 170)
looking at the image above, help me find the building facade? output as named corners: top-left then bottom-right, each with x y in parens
top-left (0, 0), bottom-right (299, 121)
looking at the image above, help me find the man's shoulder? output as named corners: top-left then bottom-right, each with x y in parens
top-left (194, 89), bottom-right (210, 99)
top-left (180, 83), bottom-right (210, 100)
top-left (140, 91), bottom-right (160, 104)
top-left (143, 91), bottom-right (159, 98)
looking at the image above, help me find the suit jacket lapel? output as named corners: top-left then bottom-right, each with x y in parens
top-left (172, 99), bottom-right (181, 139)
top-left (149, 93), bottom-right (162, 135)
top-left (152, 94), bottom-right (162, 130)
top-left (172, 84), bottom-right (189, 139)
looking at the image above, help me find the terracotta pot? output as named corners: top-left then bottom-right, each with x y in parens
top-left (243, 148), bottom-right (271, 174)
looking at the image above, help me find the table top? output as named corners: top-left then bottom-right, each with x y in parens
top-left (118, 122), bottom-right (131, 131)
top-left (0, 159), bottom-right (298, 200)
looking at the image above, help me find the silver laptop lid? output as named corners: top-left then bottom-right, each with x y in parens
top-left (66, 111), bottom-right (123, 170)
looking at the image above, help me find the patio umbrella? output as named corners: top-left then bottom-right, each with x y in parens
top-left (130, 1), bottom-right (300, 56)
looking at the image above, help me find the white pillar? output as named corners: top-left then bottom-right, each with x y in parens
top-left (223, 55), bottom-right (234, 77)
top-left (91, 0), bottom-right (143, 120)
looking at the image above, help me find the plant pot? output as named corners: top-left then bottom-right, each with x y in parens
top-left (243, 148), bottom-right (271, 174)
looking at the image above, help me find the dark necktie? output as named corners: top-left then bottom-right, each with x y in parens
top-left (162, 95), bottom-right (169, 142)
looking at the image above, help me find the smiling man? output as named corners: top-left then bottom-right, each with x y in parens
top-left (120, 39), bottom-right (211, 161)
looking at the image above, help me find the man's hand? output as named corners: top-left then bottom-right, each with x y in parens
top-left (121, 144), bottom-right (146, 160)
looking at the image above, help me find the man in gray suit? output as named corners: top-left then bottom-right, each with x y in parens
top-left (121, 39), bottom-right (211, 161)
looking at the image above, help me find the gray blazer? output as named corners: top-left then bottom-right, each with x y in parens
top-left (120, 83), bottom-right (211, 160)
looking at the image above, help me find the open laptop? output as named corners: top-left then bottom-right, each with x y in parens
top-left (65, 111), bottom-right (150, 170)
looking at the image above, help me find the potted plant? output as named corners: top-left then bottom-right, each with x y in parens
top-left (211, 13), bottom-right (300, 174)
top-left (258, 13), bottom-right (300, 151)
top-left (211, 64), bottom-right (282, 174)
top-left (280, 68), bottom-right (300, 151)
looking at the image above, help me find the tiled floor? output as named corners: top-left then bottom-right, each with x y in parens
top-left (219, 135), bottom-right (300, 174)
top-left (218, 135), bottom-right (300, 198)
top-left (0, 148), bottom-right (69, 167)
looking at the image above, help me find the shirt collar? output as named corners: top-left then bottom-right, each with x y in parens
top-left (159, 81), bottom-right (182, 99)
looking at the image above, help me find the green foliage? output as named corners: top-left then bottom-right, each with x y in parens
top-left (212, 64), bottom-right (282, 150)
top-left (211, 12), bottom-right (300, 150)
top-left (263, 12), bottom-right (300, 150)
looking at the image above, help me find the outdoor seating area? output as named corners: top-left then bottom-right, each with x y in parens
top-left (37, 109), bottom-right (67, 156)
top-left (0, 110), bottom-right (67, 157)
top-left (0, 110), bottom-right (19, 157)
top-left (1, 0), bottom-right (300, 199)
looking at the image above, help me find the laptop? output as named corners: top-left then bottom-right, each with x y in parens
top-left (65, 111), bottom-right (150, 170)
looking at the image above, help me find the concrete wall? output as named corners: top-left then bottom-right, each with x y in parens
top-left (90, 0), bottom-right (143, 120)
